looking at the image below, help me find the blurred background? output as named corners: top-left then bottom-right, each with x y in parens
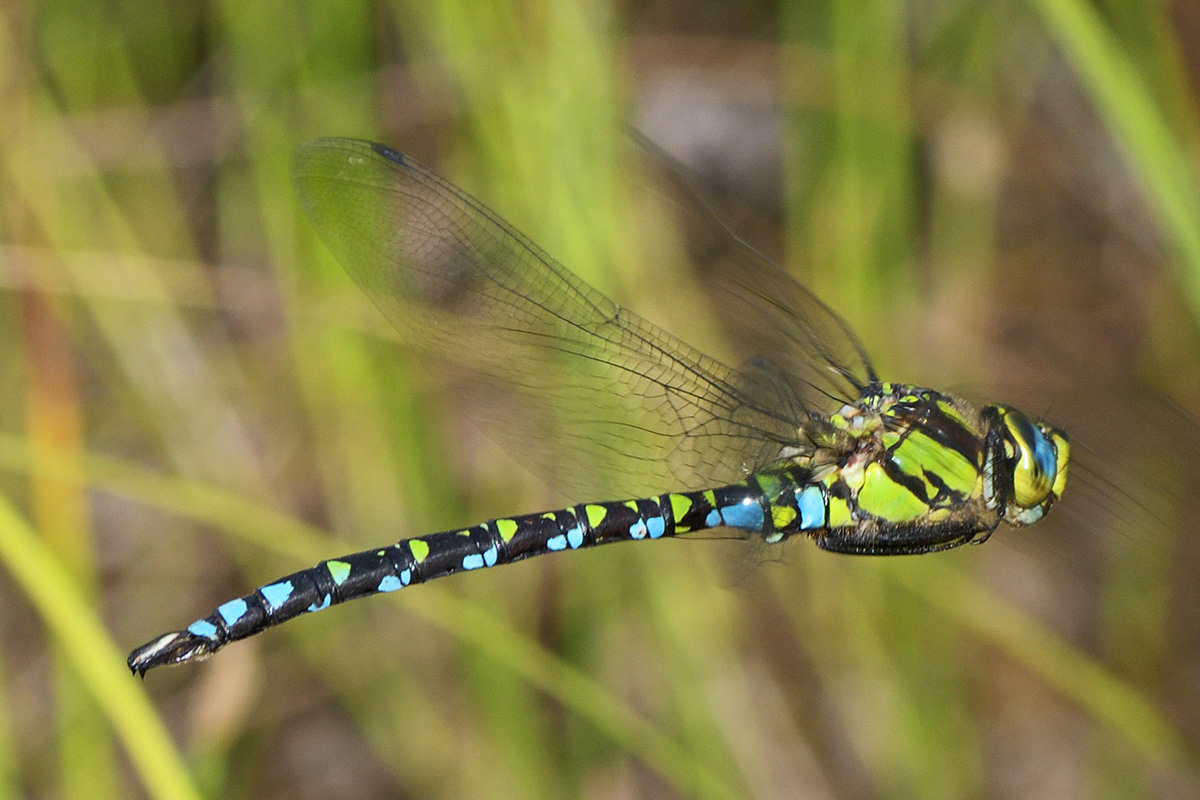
top-left (1, 0), bottom-right (1199, 798)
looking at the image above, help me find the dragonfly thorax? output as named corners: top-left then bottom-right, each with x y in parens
top-left (757, 384), bottom-right (1071, 554)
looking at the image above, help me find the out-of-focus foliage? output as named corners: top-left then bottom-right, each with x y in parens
top-left (0, 0), bottom-right (1198, 798)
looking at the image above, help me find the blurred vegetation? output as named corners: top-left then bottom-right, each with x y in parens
top-left (1, 0), bottom-right (1199, 798)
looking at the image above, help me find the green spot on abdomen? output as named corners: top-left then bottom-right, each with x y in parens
top-left (771, 504), bottom-right (797, 529)
top-left (857, 463), bottom-right (929, 522)
top-left (409, 539), bottom-right (430, 562)
top-left (327, 560), bottom-right (351, 586)
top-left (585, 504), bottom-right (607, 528)
top-left (495, 518), bottom-right (518, 542)
top-left (669, 493), bottom-right (692, 521)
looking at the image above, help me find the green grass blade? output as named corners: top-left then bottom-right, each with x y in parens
top-left (0, 494), bottom-right (202, 800)
top-left (1029, 0), bottom-right (1200, 318)
top-left (0, 435), bottom-right (746, 800)
top-left (890, 558), bottom-right (1196, 775)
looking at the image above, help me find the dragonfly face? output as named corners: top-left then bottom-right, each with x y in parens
top-left (982, 406), bottom-right (1070, 527)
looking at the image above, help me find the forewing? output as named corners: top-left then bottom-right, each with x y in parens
top-left (632, 133), bottom-right (877, 410)
top-left (293, 138), bottom-right (799, 498)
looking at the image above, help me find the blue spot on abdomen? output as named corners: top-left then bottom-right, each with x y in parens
top-left (259, 580), bottom-right (294, 611)
top-left (797, 485), bottom-right (826, 531)
top-left (720, 500), bottom-right (765, 531)
top-left (566, 525), bottom-right (584, 549)
top-left (187, 619), bottom-right (218, 639)
top-left (217, 599), bottom-right (248, 627)
top-left (647, 516), bottom-right (666, 539)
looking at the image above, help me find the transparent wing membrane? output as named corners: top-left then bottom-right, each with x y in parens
top-left (294, 139), bottom-right (814, 496)
top-left (629, 132), bottom-right (877, 408)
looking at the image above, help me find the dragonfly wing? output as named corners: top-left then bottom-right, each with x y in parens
top-left (632, 132), bottom-right (877, 409)
top-left (294, 138), bottom-right (800, 497)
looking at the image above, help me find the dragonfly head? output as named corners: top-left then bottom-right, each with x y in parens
top-left (982, 405), bottom-right (1070, 526)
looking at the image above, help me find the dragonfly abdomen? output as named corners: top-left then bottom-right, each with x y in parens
top-left (127, 481), bottom-right (781, 675)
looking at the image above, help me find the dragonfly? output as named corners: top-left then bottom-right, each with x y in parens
top-left (128, 138), bottom-right (1070, 675)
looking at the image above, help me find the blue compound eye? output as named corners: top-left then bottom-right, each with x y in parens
top-left (1000, 408), bottom-right (1059, 508)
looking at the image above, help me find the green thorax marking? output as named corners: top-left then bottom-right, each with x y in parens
top-left (771, 384), bottom-right (990, 531)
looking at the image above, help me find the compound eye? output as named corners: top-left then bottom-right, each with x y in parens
top-left (1001, 408), bottom-right (1059, 508)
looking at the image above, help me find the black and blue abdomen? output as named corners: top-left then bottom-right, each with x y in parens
top-left (130, 478), bottom-right (785, 672)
